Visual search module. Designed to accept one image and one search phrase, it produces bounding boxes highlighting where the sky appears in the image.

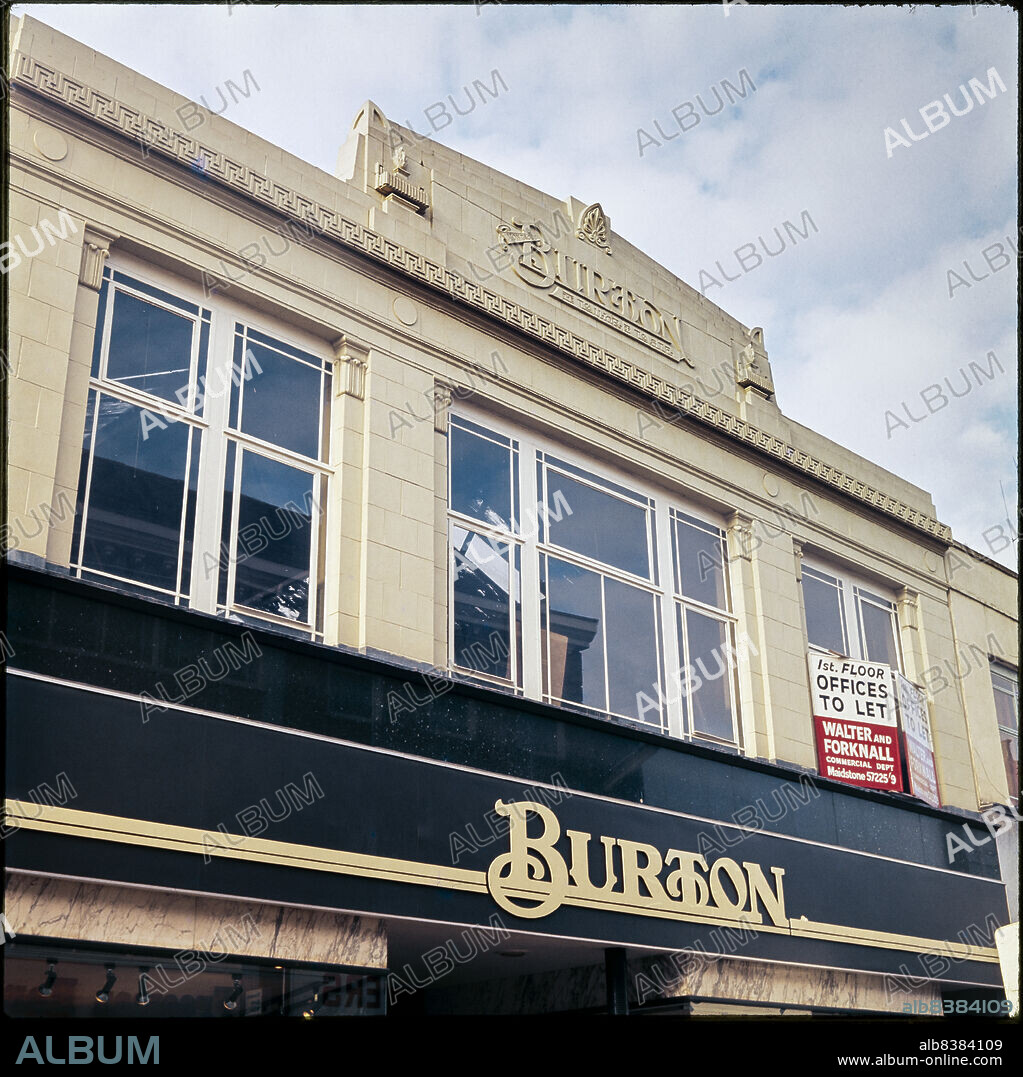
[13,2,1019,569]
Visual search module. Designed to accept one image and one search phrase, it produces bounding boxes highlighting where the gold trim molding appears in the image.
[10,53,951,544]
[3,799,999,965]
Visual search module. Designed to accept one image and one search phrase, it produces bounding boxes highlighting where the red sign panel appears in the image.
[809,654,905,792]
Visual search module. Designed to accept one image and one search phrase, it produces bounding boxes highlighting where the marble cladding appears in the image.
[5,872,387,969]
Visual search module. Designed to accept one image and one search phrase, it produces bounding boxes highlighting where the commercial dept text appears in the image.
[485,800,788,927]
[496,221,696,367]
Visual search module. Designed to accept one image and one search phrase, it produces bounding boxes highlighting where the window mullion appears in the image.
[188,311,234,614]
[655,498,683,737]
[518,436,542,700]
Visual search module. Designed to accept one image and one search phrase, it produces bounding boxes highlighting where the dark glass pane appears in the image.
[106,290,194,402]
[90,278,108,379]
[604,578,661,725]
[546,471,649,578]
[802,572,847,654]
[451,525,513,679]
[229,335,242,430]
[179,428,202,597]
[992,677,1018,734]
[683,608,736,742]
[859,598,899,667]
[238,340,321,459]
[71,388,98,567]
[111,270,200,315]
[449,424,512,530]
[1001,734,1019,803]
[544,557,605,711]
[675,515,727,608]
[234,452,313,622]
[196,318,211,417]
[218,439,237,609]
[81,395,189,591]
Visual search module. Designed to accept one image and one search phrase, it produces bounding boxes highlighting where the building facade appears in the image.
[3,15,1018,1018]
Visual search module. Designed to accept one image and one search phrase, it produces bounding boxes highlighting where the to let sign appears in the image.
[809,654,904,792]
[896,673,941,808]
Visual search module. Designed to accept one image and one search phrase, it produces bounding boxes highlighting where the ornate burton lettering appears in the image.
[496,218,695,368]
[485,800,788,927]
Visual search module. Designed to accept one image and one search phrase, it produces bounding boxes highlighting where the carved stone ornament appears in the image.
[736,326,775,398]
[392,143,408,175]
[576,202,612,255]
[333,334,370,401]
[79,225,119,291]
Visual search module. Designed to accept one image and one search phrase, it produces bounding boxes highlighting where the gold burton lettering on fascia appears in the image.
[4,798,998,964]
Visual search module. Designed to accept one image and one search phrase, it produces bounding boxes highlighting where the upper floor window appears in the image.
[71,259,332,638]
[447,411,743,747]
[990,661,1019,806]
[801,561,902,671]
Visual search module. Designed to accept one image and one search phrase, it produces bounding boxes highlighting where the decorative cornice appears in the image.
[10,54,952,545]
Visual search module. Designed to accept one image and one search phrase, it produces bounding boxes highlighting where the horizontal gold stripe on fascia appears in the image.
[790,917,999,963]
[3,800,487,895]
[8,54,952,544]
[5,801,999,961]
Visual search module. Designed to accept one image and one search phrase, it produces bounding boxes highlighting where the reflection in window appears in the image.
[447,415,739,743]
[543,465,651,579]
[673,511,727,609]
[106,290,195,403]
[451,525,518,683]
[448,418,521,686]
[679,607,737,743]
[216,325,332,635]
[856,589,900,668]
[448,417,517,532]
[543,556,607,713]
[230,327,330,461]
[991,663,1019,805]
[74,265,331,638]
[72,391,199,600]
[801,567,848,655]
[671,509,738,745]
[228,451,315,623]
[541,555,662,727]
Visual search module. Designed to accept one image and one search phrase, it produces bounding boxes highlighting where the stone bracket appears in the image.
[333,334,370,401]
[79,223,120,291]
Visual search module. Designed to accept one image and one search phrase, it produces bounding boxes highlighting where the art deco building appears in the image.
[3,15,1018,1018]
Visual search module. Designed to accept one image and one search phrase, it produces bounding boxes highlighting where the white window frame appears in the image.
[73,251,335,640]
[990,660,1019,807]
[446,403,743,748]
[800,555,904,671]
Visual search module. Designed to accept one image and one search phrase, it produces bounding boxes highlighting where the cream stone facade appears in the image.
[3,15,1017,1018]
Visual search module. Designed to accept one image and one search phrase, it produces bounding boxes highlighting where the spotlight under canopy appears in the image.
[95,965,117,1004]
[37,960,58,998]
[136,967,151,1007]
[223,974,243,1011]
